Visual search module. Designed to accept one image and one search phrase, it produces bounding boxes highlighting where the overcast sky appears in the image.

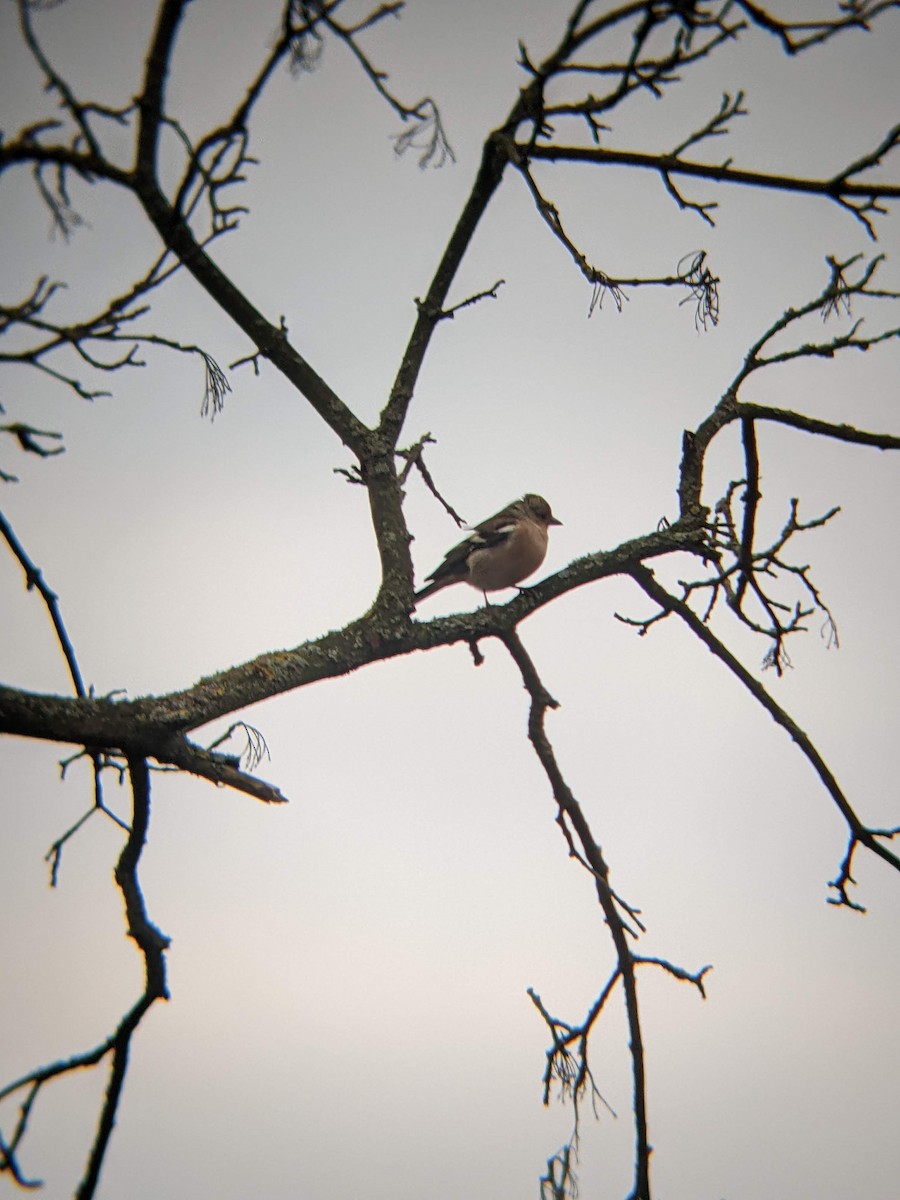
[1,2,899,1198]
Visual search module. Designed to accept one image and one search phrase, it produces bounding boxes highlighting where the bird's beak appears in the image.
[548,515,562,526]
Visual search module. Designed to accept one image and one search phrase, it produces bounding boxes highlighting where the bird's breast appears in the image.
[466,522,549,591]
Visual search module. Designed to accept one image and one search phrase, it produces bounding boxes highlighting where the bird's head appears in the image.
[523,494,562,526]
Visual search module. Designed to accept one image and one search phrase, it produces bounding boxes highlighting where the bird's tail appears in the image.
[412,576,453,606]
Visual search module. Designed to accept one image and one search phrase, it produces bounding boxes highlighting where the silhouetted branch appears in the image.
[677,254,900,520]
[630,565,900,904]
[155,733,289,804]
[500,626,712,1200]
[0,509,84,695]
[829,823,900,912]
[315,4,455,167]
[416,278,506,322]
[521,139,900,238]
[736,0,898,54]
[0,241,230,405]
[0,758,169,1200]
[674,491,841,674]
[206,720,271,772]
[0,423,64,466]
[633,956,712,996]
[16,0,101,158]
[2,3,899,1196]
[498,627,650,1199]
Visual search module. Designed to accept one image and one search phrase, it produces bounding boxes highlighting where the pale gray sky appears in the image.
[1,3,899,1199]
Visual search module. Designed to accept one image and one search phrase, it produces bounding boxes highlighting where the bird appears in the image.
[414,493,561,606]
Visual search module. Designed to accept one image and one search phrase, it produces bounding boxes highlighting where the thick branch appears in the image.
[132,182,371,458]
[0,519,708,750]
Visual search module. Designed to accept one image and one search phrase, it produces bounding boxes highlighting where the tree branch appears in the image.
[497,627,652,1200]
[630,564,900,904]
[0,758,169,1200]
[519,139,900,238]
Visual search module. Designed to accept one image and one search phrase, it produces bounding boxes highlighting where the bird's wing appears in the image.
[424,533,482,584]
[423,501,523,584]
[470,521,516,549]
[471,500,524,546]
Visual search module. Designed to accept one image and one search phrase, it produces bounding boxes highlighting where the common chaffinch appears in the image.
[414,493,562,605]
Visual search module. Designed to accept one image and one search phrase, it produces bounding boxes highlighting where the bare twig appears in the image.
[416,278,506,322]
[0,509,85,696]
